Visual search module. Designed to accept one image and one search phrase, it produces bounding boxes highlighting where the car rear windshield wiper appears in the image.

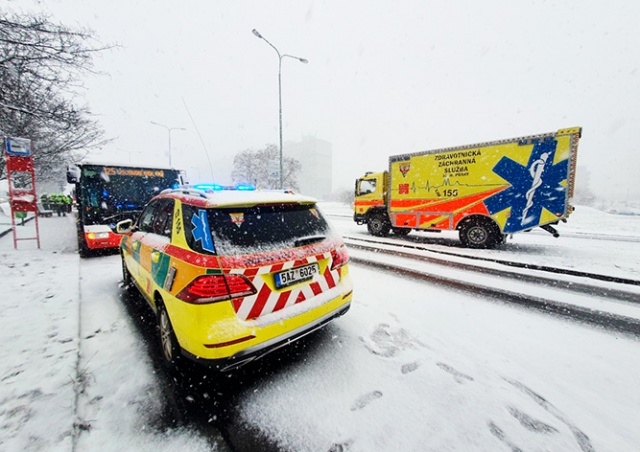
[294,235,326,247]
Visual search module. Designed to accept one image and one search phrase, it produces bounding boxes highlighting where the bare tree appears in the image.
[573,165,597,206]
[334,188,356,205]
[0,10,109,183]
[232,144,301,190]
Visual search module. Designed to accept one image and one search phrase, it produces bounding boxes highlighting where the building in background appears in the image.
[285,136,333,199]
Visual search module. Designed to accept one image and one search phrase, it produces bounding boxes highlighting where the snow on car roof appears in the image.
[160,187,318,207]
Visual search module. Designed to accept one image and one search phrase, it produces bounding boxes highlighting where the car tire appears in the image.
[157,300,180,369]
[459,218,500,249]
[121,255,132,289]
[367,212,391,237]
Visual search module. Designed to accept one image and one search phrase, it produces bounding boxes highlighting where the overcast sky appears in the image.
[8,0,640,200]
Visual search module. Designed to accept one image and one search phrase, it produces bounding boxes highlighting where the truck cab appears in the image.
[353,171,393,235]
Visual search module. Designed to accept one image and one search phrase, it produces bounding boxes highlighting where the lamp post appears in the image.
[150,121,186,167]
[252,28,308,189]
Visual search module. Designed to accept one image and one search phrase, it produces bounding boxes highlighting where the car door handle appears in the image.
[151,251,161,263]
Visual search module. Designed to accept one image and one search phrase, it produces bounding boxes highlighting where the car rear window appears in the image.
[182,202,333,255]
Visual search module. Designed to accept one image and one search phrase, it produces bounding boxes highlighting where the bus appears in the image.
[67,162,186,255]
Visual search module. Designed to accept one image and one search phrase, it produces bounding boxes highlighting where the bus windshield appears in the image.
[77,165,181,227]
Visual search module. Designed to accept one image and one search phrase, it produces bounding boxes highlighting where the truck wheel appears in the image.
[392,227,411,237]
[367,213,391,237]
[459,218,500,249]
[157,300,180,369]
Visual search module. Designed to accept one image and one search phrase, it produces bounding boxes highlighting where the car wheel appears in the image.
[459,218,500,249]
[367,212,391,237]
[121,255,132,289]
[157,301,180,368]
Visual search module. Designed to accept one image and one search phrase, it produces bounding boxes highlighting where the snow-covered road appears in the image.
[232,263,640,451]
[1,205,639,451]
[325,203,640,282]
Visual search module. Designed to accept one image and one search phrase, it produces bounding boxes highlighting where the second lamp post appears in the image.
[150,121,185,168]
[252,29,308,189]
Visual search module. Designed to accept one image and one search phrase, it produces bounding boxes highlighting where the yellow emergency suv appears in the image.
[354,127,581,248]
[117,185,352,371]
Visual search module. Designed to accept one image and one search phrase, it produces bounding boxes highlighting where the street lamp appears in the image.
[150,121,186,167]
[252,28,308,189]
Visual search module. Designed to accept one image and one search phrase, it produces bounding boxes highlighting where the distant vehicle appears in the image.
[354,127,582,248]
[67,162,185,256]
[117,184,353,371]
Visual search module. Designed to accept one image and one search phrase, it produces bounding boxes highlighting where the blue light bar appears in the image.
[192,183,256,192]
[194,183,224,191]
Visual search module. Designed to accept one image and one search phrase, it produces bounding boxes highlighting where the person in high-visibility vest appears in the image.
[53,194,66,217]
[64,194,72,213]
[40,193,50,211]
[50,194,59,216]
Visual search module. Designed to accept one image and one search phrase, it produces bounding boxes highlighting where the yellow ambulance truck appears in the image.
[353,127,581,248]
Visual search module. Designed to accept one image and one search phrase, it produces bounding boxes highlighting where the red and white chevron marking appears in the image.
[231,251,341,321]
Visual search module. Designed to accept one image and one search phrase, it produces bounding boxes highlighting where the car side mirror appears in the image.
[116,219,134,234]
[66,165,80,184]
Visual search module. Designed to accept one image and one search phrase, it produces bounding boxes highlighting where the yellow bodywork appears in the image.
[121,197,353,365]
[354,127,581,234]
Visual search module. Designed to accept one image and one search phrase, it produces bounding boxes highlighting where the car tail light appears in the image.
[176,274,256,304]
[331,245,349,270]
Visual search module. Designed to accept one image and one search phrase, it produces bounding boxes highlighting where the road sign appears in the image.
[4,137,32,157]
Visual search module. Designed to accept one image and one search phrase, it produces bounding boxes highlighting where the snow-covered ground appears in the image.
[0,214,213,452]
[1,205,639,451]
[323,203,640,281]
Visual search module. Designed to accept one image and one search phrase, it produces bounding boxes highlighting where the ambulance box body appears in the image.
[353,127,581,248]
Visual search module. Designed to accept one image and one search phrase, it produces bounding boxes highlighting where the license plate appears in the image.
[275,263,319,289]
